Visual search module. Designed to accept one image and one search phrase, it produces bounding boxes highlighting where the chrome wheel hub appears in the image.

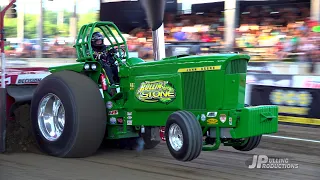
[168,123,183,151]
[38,93,65,141]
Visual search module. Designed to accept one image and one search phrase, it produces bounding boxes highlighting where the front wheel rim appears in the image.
[37,93,66,142]
[168,123,183,151]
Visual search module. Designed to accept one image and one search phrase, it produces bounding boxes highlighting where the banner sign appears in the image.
[247,66,271,73]
[250,85,320,126]
[165,44,201,57]
[292,76,320,89]
[246,74,293,87]
[247,61,272,73]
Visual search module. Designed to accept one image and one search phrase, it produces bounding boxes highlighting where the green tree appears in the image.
[4,10,99,39]
[24,14,37,39]
[78,11,98,29]
[3,17,17,38]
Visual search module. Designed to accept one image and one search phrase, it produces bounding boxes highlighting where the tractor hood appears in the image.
[127,54,250,76]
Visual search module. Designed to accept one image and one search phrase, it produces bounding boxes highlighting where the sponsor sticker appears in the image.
[117,117,123,124]
[207,112,217,117]
[108,110,118,115]
[229,117,232,125]
[110,117,116,124]
[135,80,176,104]
[130,83,135,90]
[220,114,227,123]
[201,114,206,121]
[106,101,113,109]
[207,118,218,124]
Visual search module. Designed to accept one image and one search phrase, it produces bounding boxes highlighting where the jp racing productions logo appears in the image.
[246,155,299,169]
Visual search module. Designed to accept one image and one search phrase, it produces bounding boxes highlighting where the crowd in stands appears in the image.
[4,3,320,63]
[128,4,320,62]
[4,39,76,58]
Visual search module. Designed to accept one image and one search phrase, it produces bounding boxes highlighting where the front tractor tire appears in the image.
[232,135,262,151]
[30,70,107,158]
[165,111,203,162]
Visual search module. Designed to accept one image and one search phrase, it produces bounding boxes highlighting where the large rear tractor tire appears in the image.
[165,111,202,161]
[232,135,262,151]
[30,70,107,158]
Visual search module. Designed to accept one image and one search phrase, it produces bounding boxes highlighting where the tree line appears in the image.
[4,10,98,39]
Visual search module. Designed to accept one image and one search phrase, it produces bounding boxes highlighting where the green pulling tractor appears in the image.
[29,21,278,161]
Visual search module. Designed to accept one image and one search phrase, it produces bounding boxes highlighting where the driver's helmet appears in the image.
[91,32,104,47]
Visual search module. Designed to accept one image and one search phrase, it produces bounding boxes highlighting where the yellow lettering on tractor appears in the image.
[135,80,176,104]
[207,118,218,124]
[168,92,175,98]
[178,66,221,73]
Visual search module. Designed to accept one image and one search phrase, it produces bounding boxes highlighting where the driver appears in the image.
[91,32,119,85]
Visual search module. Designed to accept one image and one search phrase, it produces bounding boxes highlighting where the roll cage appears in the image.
[74,21,129,64]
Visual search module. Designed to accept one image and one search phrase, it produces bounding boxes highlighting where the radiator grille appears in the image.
[182,72,206,110]
[225,59,248,74]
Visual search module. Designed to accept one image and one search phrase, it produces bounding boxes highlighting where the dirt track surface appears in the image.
[1,124,320,180]
[1,106,320,180]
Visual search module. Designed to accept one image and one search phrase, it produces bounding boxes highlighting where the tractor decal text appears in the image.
[178,65,221,73]
[17,78,42,84]
[15,73,51,84]
[135,80,176,104]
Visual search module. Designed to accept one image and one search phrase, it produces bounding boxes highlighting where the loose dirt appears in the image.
[4,104,142,154]
[1,107,319,180]
[5,104,41,154]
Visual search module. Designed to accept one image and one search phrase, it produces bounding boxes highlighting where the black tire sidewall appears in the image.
[31,76,78,157]
[233,135,262,151]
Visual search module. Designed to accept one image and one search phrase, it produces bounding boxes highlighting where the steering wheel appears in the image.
[117,47,126,60]
[107,47,127,67]
[109,47,126,59]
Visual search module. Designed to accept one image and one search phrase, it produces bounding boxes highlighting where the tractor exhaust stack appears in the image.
[140,0,166,61]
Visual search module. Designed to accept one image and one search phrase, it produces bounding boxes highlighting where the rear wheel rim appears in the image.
[37,93,65,141]
[168,123,183,151]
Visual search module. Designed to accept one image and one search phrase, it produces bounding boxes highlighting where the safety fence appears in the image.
[246,73,320,126]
